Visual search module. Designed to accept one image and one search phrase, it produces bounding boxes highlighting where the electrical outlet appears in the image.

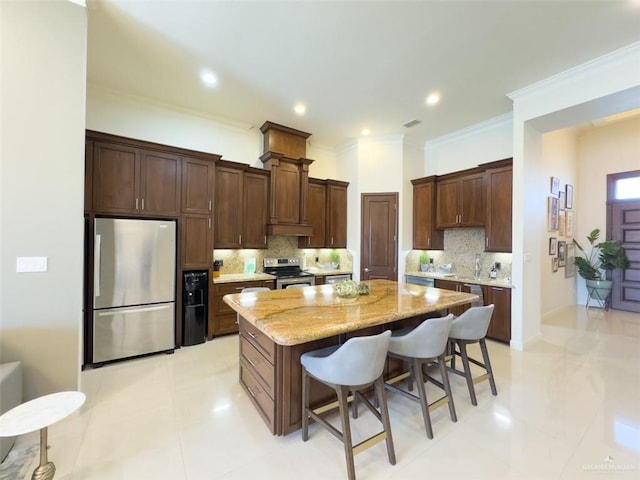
[495,262,501,270]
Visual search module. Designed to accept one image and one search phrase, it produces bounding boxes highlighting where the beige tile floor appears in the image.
[13,306,640,479]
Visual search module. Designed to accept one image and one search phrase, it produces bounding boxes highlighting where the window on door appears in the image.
[608,170,640,202]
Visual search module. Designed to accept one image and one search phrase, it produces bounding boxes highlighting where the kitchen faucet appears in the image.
[474,254,481,279]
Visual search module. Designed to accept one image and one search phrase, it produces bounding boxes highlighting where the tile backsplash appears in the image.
[406,228,512,279]
[214,236,353,274]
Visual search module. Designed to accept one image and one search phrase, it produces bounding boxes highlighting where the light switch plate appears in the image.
[16,256,48,273]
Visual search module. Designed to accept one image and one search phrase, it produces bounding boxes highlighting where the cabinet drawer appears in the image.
[214,280,265,296]
[240,360,275,433]
[240,336,275,398]
[240,319,276,364]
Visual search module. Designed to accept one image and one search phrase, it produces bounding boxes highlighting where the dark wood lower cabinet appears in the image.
[239,312,441,436]
[210,280,274,338]
[435,279,511,343]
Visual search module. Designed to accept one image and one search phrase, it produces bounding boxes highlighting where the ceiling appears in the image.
[86,1,640,149]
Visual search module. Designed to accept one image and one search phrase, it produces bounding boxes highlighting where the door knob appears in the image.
[364,267,370,272]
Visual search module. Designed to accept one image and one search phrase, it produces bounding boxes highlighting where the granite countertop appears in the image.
[213,273,276,284]
[303,267,353,276]
[405,271,513,289]
[213,269,352,284]
[223,279,478,346]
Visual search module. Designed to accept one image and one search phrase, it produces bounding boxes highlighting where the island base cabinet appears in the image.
[238,312,446,436]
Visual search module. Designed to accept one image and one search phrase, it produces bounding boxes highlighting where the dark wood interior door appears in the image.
[360,193,398,281]
[610,200,640,312]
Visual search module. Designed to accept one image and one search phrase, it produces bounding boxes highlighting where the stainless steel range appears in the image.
[263,257,316,289]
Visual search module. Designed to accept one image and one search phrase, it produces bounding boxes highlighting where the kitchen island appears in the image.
[223,279,478,436]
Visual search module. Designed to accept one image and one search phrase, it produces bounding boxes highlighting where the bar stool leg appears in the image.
[374,376,396,466]
[413,358,434,439]
[437,354,457,422]
[32,426,56,480]
[458,340,478,406]
[336,386,356,480]
[479,338,497,396]
[302,368,310,441]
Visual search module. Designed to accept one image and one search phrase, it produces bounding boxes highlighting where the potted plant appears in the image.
[329,250,340,269]
[573,228,629,307]
[419,251,430,272]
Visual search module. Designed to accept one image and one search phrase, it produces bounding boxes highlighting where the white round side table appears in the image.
[0,391,85,480]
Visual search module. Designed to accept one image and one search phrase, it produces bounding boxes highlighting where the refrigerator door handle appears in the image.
[94,234,101,298]
[97,304,172,316]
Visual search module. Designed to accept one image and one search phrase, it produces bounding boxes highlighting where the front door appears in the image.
[608,170,640,313]
[360,193,398,281]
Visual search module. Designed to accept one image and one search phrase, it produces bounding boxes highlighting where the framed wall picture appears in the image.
[559,191,566,209]
[550,176,561,195]
[565,210,574,237]
[549,237,557,255]
[558,209,566,237]
[565,184,573,209]
[548,196,559,231]
[565,243,575,278]
[552,257,559,272]
[558,240,567,267]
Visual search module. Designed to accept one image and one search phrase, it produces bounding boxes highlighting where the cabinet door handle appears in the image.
[331,237,334,245]
[247,330,257,339]
[427,237,431,247]
[135,198,139,209]
[141,198,145,210]
[247,357,257,368]
[208,200,212,212]
[208,218,211,229]
[486,237,489,247]
[247,386,258,398]
[492,287,504,291]
[239,234,242,244]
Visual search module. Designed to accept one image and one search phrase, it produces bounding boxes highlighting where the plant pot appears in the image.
[420,264,429,272]
[585,279,612,308]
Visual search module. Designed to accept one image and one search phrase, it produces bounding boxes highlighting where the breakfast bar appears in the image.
[223,279,478,436]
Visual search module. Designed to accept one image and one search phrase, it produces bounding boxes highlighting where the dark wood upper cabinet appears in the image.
[215,161,269,249]
[92,141,140,214]
[243,168,269,249]
[412,176,443,250]
[299,179,327,248]
[298,178,348,248]
[215,164,244,249]
[181,157,215,215]
[139,150,181,216]
[326,180,348,248]
[181,214,212,269]
[484,160,513,252]
[436,170,485,228]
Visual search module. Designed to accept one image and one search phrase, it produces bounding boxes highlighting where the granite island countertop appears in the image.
[223,279,478,346]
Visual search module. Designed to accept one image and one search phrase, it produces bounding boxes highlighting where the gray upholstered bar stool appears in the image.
[385,314,456,439]
[301,330,395,480]
[447,304,497,406]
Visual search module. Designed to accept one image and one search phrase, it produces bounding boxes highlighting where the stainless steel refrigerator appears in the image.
[93,218,176,363]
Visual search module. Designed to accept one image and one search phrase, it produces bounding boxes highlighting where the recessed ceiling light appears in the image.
[200,70,218,88]
[426,92,440,106]
[294,103,306,115]
[361,128,371,136]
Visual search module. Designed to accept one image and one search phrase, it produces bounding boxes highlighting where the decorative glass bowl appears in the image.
[334,280,369,298]
[334,280,359,298]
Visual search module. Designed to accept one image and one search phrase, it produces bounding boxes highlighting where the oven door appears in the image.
[276,276,316,289]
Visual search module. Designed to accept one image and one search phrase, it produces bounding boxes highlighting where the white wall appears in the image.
[87,84,340,176]
[0,0,86,399]
[575,117,640,304]
[510,42,640,349]
[424,114,513,175]
[540,129,578,316]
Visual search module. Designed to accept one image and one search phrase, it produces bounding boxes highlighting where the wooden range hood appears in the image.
[259,121,314,236]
